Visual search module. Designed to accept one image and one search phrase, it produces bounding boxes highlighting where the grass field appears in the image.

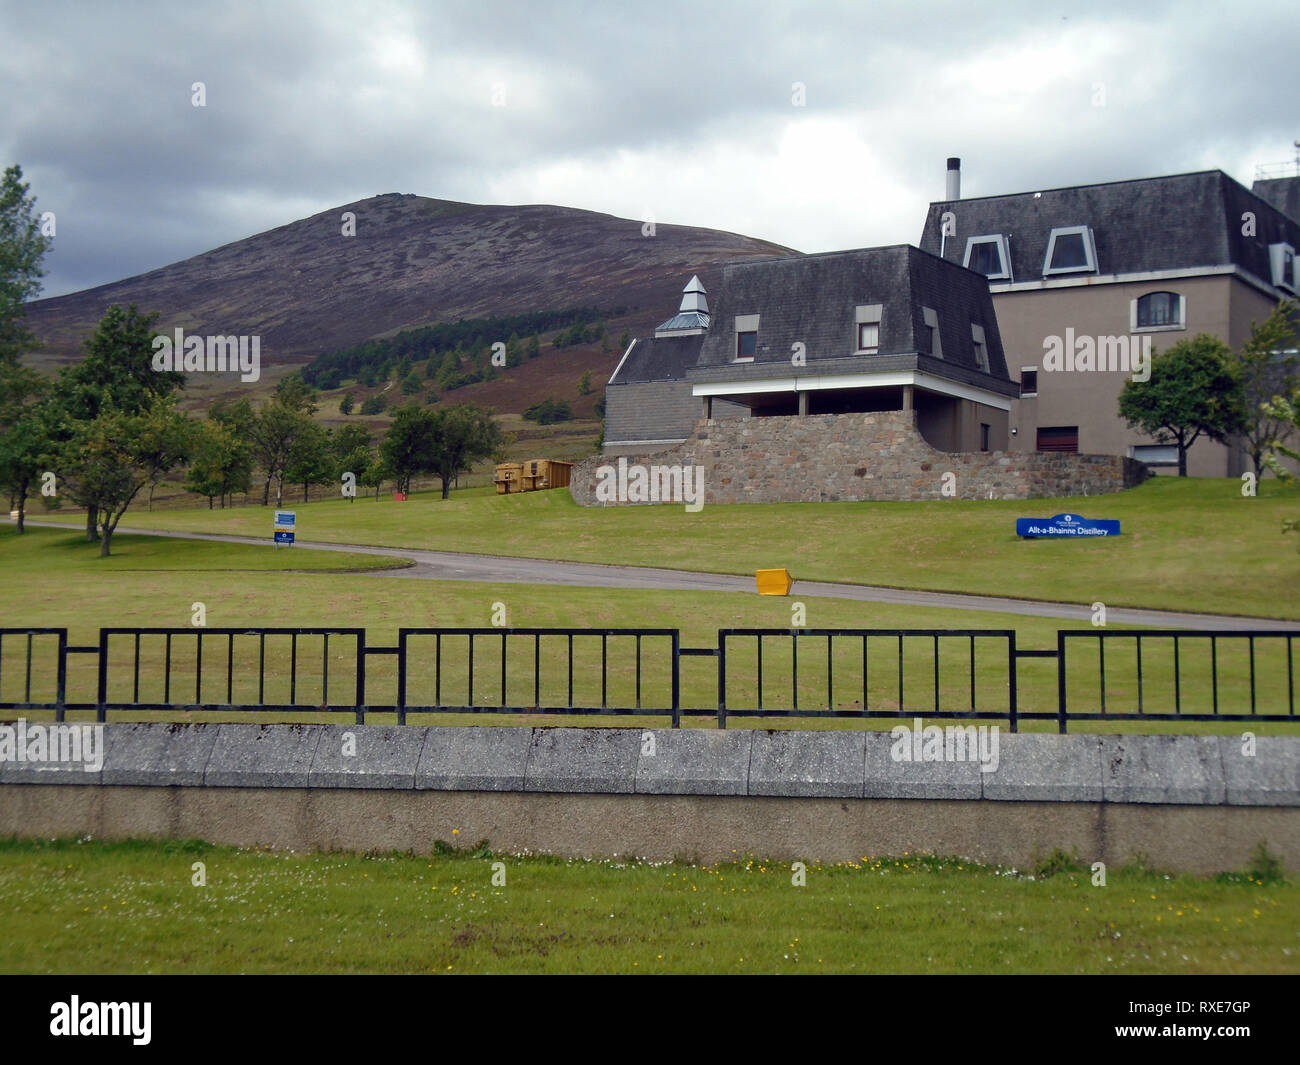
[0,837,1292,974]
[2,525,1296,732]
[23,475,1300,620]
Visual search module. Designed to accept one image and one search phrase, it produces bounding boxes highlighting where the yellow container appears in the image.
[521,459,575,491]
[493,462,524,494]
[755,568,793,595]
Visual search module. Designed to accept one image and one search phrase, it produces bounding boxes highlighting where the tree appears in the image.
[360,393,388,415]
[284,420,333,503]
[339,391,355,415]
[359,457,390,500]
[379,404,439,494]
[0,165,52,367]
[577,370,592,396]
[0,367,52,532]
[54,304,185,539]
[401,372,422,395]
[58,396,195,556]
[248,396,315,507]
[184,419,253,509]
[618,329,630,352]
[523,397,574,424]
[428,403,508,499]
[274,371,318,416]
[332,424,373,504]
[1227,299,1299,476]
[1262,384,1300,551]
[1118,335,1246,477]
[525,334,540,360]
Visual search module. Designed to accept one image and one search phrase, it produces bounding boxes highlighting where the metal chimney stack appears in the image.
[946,157,961,201]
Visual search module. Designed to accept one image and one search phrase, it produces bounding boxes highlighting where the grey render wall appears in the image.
[575,410,1150,504]
[2,723,1296,873]
[604,381,747,455]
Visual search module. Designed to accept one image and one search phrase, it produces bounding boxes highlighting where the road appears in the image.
[21,519,1298,631]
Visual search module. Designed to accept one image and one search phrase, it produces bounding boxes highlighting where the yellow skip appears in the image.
[755,568,793,595]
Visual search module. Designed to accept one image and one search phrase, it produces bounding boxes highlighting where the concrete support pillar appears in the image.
[798,391,809,416]
[902,385,914,411]
[702,396,712,420]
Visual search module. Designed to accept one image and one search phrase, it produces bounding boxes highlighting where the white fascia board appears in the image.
[692,371,1013,411]
[608,338,637,385]
[987,264,1283,300]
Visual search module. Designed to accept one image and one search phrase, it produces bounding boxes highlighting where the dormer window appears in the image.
[962,235,1011,280]
[733,314,760,362]
[971,323,989,372]
[1043,225,1098,276]
[1269,243,1296,294]
[921,306,943,359]
[855,304,882,354]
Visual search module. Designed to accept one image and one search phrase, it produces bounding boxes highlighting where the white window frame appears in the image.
[855,304,882,354]
[962,234,1011,281]
[1019,366,1038,397]
[1269,242,1297,294]
[921,306,943,359]
[1043,225,1098,276]
[1130,291,1186,333]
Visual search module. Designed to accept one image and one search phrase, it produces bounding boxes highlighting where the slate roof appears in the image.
[655,310,710,333]
[609,333,707,385]
[689,244,1011,384]
[918,170,1300,289]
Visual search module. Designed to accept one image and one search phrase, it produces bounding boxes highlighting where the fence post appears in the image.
[56,629,68,724]
[671,631,681,729]
[96,628,109,724]
[716,633,726,729]
[1007,633,1018,734]
[1056,630,1068,734]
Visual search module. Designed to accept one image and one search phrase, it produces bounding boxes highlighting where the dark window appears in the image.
[1037,425,1079,453]
[857,322,879,352]
[969,241,1003,277]
[1136,291,1181,328]
[736,331,757,359]
[1048,232,1089,270]
[973,340,987,372]
[1020,370,1038,396]
[980,423,991,452]
[923,324,935,352]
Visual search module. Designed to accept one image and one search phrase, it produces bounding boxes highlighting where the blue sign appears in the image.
[274,530,295,545]
[274,510,296,529]
[1017,513,1120,538]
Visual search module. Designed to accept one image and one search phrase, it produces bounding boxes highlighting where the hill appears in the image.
[22,194,797,398]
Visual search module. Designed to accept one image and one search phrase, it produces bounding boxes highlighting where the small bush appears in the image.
[523,397,574,424]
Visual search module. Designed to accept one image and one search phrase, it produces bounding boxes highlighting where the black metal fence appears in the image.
[0,625,1296,732]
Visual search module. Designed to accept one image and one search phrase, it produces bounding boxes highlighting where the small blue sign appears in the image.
[274,530,295,545]
[1017,513,1120,538]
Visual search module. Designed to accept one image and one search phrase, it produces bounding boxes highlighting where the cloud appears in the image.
[2,0,1297,298]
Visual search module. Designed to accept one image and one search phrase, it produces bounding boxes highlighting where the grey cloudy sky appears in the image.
[3,0,1298,299]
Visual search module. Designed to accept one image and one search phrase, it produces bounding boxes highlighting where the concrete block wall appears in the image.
[1,723,1296,873]
[574,411,1150,504]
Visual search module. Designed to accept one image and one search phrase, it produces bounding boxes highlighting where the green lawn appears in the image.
[23,475,1300,619]
[2,525,1295,733]
[0,838,1292,974]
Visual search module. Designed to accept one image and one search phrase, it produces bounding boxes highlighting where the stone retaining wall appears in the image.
[572,411,1150,505]
[1,723,1296,872]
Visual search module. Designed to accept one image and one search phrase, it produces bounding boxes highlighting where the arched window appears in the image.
[1134,291,1184,329]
